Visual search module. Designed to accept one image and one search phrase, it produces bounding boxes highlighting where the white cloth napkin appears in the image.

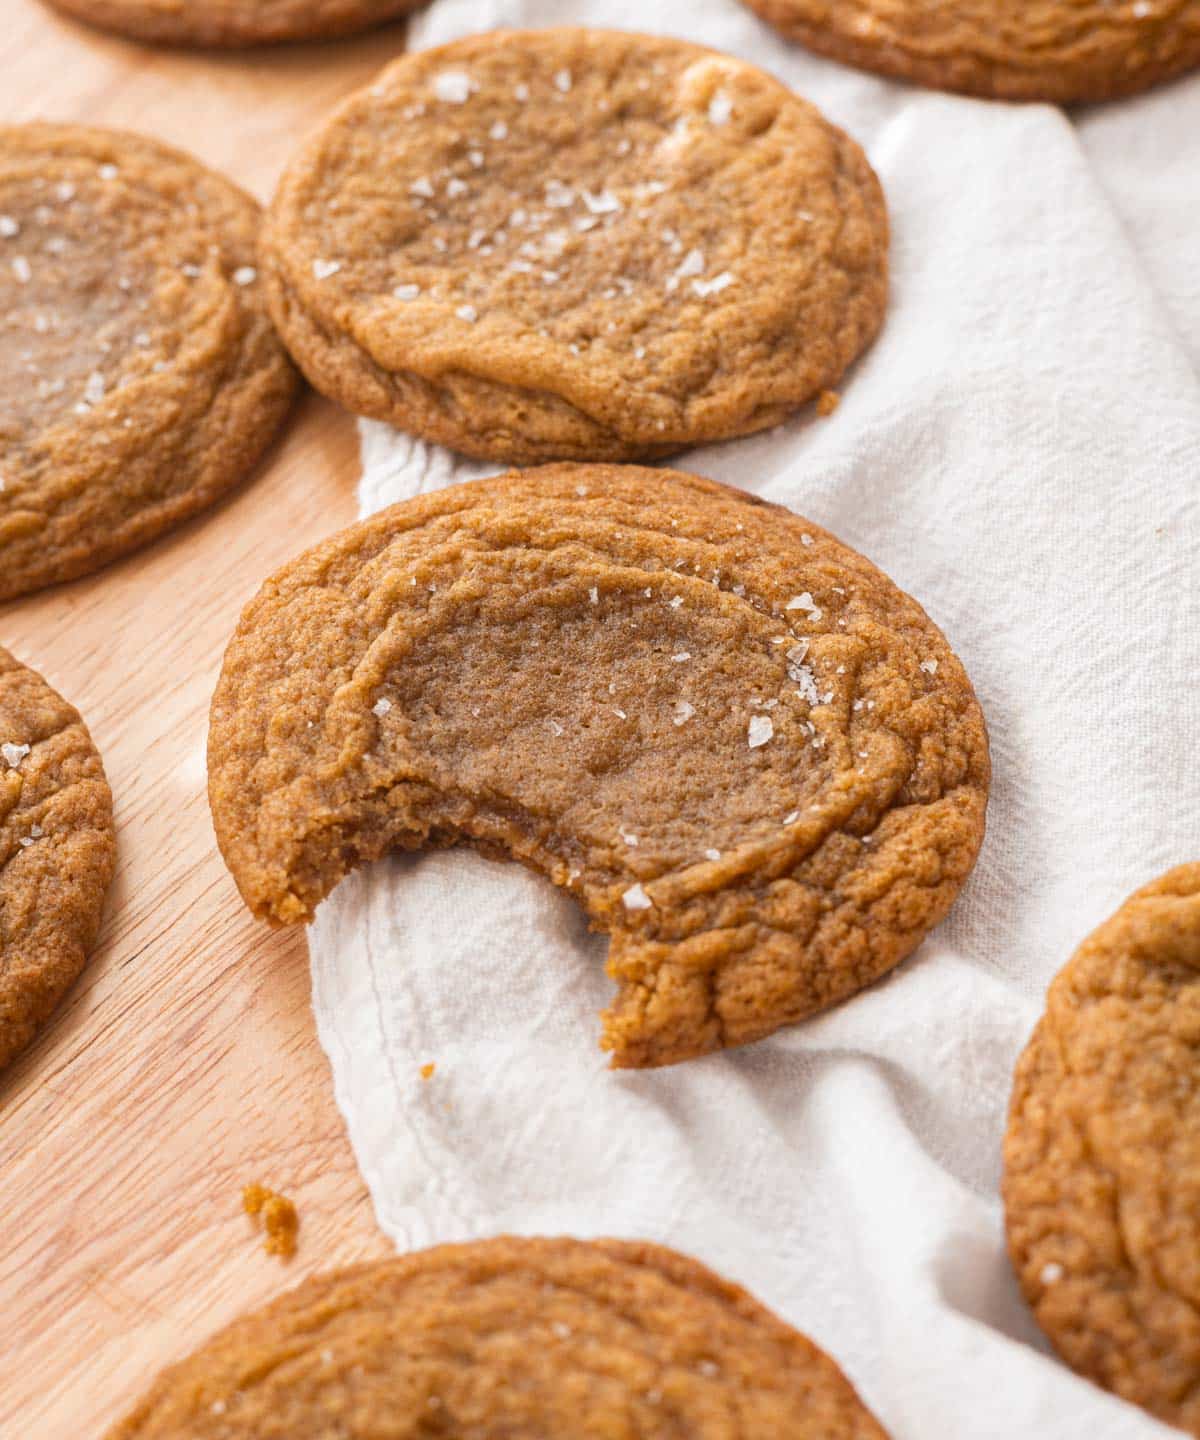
[308,2,1200,1433]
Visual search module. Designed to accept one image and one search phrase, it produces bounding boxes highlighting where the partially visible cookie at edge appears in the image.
[0,646,115,1071]
[41,0,420,47]
[207,464,989,1069]
[262,27,889,465]
[740,0,1200,103]
[0,124,299,603]
[1004,864,1200,1433]
[104,1235,892,1438]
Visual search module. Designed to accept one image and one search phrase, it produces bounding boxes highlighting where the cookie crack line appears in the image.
[259,27,888,464]
[208,464,988,1068]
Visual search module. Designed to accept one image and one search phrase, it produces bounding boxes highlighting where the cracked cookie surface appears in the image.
[105,1235,891,1438]
[261,28,888,465]
[1004,864,1200,1433]
[208,465,988,1068]
[41,0,419,46]
[0,124,298,603]
[741,0,1200,102]
[0,646,115,1071]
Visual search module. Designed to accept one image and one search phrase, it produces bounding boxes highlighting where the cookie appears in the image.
[208,465,989,1069]
[105,1235,890,1438]
[0,646,115,1071]
[0,124,298,603]
[741,0,1200,103]
[261,28,888,465]
[1003,864,1200,1432]
[41,0,419,47]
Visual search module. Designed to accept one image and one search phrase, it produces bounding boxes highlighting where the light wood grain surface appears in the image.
[0,7,411,1434]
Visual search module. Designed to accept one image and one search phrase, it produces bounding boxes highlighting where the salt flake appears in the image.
[786,592,822,621]
[433,71,474,104]
[748,715,774,749]
[693,272,734,298]
[2,742,31,769]
[622,882,652,911]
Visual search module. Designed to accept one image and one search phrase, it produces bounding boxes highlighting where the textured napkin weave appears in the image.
[309,2,1200,1432]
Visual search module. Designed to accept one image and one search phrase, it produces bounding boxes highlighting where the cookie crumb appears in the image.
[242,1183,298,1259]
[817,389,840,417]
[420,1062,436,1081]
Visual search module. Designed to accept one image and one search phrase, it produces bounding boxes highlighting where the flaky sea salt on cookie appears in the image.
[262,29,889,465]
[0,124,298,603]
[207,465,988,1068]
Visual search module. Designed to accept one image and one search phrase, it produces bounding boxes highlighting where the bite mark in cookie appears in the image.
[207,465,988,1068]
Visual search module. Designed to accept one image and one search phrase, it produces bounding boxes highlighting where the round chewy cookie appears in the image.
[1004,865,1200,1431]
[105,1235,890,1437]
[208,465,989,1069]
[261,28,889,465]
[1,646,115,1071]
[740,0,1200,103]
[0,124,298,603]
[42,0,419,47]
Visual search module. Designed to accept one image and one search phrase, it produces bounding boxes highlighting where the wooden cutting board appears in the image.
[0,7,412,1433]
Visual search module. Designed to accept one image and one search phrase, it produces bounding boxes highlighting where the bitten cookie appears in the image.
[1004,864,1200,1433]
[261,28,889,465]
[0,124,298,603]
[0,647,115,1071]
[208,465,989,1069]
[41,0,419,47]
[105,1236,891,1438]
[740,0,1200,103]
